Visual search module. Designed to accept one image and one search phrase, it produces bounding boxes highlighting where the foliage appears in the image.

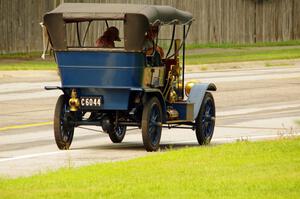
[186,40,300,49]
[0,61,56,70]
[185,48,300,65]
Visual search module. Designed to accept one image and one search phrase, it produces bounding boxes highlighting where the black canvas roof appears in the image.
[43,3,193,51]
[45,3,193,25]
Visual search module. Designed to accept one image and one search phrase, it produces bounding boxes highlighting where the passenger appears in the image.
[96,26,121,48]
[144,25,164,58]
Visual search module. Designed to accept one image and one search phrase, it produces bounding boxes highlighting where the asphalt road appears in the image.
[1,66,300,178]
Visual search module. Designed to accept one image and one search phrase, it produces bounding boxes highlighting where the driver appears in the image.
[143,26,164,66]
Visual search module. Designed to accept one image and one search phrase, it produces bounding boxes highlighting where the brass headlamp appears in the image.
[185,80,197,96]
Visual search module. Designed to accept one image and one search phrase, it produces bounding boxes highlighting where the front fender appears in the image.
[187,83,216,120]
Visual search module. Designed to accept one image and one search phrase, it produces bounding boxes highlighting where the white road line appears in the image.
[185,67,300,82]
[217,103,300,117]
[1,68,300,94]
[185,67,300,79]
[0,90,60,102]
[165,133,300,145]
[187,73,300,82]
[0,82,60,93]
[0,151,64,163]
[1,68,300,101]
[0,133,298,163]
[213,133,300,142]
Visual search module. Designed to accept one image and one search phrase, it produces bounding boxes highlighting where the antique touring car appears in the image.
[43,3,216,151]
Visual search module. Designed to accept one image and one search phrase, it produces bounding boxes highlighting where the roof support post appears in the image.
[76,22,81,47]
[182,25,186,99]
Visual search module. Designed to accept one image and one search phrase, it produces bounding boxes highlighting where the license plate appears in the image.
[80,96,102,107]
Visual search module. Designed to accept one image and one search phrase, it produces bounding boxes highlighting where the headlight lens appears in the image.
[185,81,197,96]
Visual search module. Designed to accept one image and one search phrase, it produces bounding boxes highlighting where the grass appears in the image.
[186,40,300,49]
[1,48,299,70]
[1,44,300,70]
[265,62,293,67]
[185,48,300,65]
[0,61,56,70]
[0,137,299,199]
[0,51,56,70]
[0,52,44,59]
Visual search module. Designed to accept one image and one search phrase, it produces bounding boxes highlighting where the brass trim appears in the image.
[69,89,80,111]
[165,120,193,124]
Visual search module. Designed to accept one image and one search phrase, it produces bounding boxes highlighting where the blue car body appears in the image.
[56,51,145,110]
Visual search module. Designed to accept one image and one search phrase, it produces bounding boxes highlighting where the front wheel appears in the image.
[108,125,126,143]
[195,92,215,145]
[54,95,74,150]
[142,97,162,152]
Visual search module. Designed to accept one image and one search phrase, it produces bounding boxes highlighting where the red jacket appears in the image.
[96,36,115,48]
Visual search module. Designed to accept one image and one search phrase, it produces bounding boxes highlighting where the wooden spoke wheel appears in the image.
[142,97,162,152]
[108,125,127,143]
[54,95,74,150]
[195,92,215,145]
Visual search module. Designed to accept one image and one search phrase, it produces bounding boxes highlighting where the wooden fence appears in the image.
[0,0,300,53]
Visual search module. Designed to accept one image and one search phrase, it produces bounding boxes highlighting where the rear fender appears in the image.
[187,83,216,120]
[44,86,70,97]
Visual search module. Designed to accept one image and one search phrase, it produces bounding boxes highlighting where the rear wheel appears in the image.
[108,125,126,143]
[195,92,215,145]
[142,97,162,152]
[54,95,74,150]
